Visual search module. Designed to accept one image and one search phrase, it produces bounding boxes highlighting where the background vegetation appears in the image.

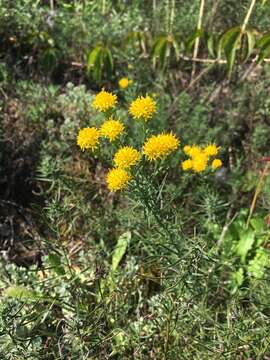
[0,0,270,359]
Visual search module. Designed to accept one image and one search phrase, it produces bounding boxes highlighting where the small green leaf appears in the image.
[48,253,65,275]
[172,38,181,60]
[111,231,131,272]
[96,231,131,303]
[257,32,270,63]
[103,47,114,75]
[242,30,256,62]
[205,32,217,58]
[86,46,103,81]
[236,228,255,263]
[185,29,204,52]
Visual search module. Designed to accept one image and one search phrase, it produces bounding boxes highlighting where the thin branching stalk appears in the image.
[169,0,175,34]
[241,0,257,33]
[165,0,170,34]
[180,55,270,64]
[191,0,206,80]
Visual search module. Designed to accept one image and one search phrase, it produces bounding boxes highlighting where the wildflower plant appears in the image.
[76,86,223,251]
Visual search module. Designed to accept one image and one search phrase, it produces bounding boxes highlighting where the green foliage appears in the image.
[223,211,270,292]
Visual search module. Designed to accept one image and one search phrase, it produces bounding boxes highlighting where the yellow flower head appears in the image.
[211,159,222,170]
[77,127,100,151]
[192,153,208,173]
[114,146,141,169]
[183,145,191,155]
[118,77,131,89]
[106,168,131,192]
[100,117,124,142]
[143,133,180,161]
[129,95,157,121]
[92,89,117,112]
[181,159,193,171]
[204,144,220,156]
[189,145,203,158]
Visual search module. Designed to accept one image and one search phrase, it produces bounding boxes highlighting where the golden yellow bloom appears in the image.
[181,159,193,171]
[118,77,131,89]
[189,145,203,158]
[211,159,222,170]
[129,95,157,121]
[183,145,191,155]
[192,153,208,173]
[143,133,180,161]
[106,168,131,191]
[204,144,220,156]
[92,89,117,112]
[114,146,141,169]
[77,127,100,151]
[100,118,124,142]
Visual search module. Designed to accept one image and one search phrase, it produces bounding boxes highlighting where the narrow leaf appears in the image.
[86,46,102,77]
[257,32,270,62]
[111,231,131,272]
[242,30,256,62]
[220,27,242,76]
[186,29,204,52]
[152,36,168,68]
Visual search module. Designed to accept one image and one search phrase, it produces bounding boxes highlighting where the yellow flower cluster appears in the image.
[107,147,140,191]
[118,77,132,89]
[92,89,117,112]
[143,133,180,161]
[182,144,222,173]
[129,95,157,121]
[77,88,223,192]
[77,117,124,151]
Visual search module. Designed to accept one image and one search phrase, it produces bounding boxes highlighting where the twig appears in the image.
[191,0,206,80]
[180,55,270,64]
[208,204,238,274]
[240,55,259,82]
[241,0,257,34]
[217,206,237,247]
[71,57,270,70]
[187,64,214,90]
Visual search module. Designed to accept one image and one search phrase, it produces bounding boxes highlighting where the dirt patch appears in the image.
[0,97,43,265]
